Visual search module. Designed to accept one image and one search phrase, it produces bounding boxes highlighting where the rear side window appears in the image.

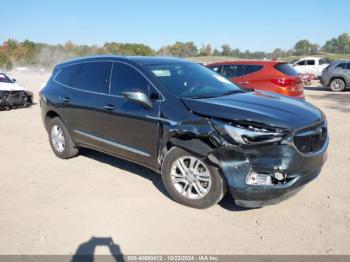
[306,60,315,65]
[73,62,112,93]
[246,65,263,74]
[111,62,149,96]
[336,63,346,69]
[275,63,299,76]
[222,64,263,78]
[56,65,80,86]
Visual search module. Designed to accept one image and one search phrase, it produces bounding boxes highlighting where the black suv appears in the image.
[40,56,328,209]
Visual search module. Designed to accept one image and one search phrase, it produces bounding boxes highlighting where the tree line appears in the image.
[1,33,349,70]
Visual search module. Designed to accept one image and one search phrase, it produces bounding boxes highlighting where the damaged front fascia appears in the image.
[155,115,308,196]
[156,115,244,167]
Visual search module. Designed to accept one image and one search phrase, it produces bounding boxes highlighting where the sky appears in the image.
[0,0,349,52]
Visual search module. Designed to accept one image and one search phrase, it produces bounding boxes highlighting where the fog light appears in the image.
[274,172,286,181]
[246,172,272,186]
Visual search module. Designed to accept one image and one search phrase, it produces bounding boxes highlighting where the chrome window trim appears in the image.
[53,60,113,96]
[74,129,150,157]
[53,59,165,102]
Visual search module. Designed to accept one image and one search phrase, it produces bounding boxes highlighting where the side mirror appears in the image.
[122,91,153,109]
[12,78,16,82]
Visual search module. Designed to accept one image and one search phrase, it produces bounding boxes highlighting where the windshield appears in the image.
[146,62,242,98]
[0,73,13,83]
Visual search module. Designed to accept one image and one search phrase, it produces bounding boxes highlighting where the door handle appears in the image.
[239,81,249,85]
[104,104,115,111]
[60,97,70,103]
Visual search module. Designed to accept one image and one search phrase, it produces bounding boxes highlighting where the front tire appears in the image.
[162,147,226,209]
[330,78,346,92]
[48,117,79,159]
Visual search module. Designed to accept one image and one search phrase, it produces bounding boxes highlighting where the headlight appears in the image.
[212,119,288,145]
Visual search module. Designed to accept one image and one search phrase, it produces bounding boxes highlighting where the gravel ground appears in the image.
[0,71,349,256]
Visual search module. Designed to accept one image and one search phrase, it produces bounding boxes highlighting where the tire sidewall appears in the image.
[48,117,77,159]
[162,147,226,209]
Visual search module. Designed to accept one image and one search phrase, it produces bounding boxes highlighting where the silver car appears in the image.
[321,60,350,92]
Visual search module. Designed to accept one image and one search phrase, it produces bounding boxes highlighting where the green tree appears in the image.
[199,44,212,56]
[0,50,13,70]
[294,40,312,56]
[221,44,232,56]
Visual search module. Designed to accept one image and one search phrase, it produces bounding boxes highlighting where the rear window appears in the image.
[275,63,299,76]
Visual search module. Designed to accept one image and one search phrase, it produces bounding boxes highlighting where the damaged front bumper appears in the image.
[210,138,328,208]
[0,90,33,110]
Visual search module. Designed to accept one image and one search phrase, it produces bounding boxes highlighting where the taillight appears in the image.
[270,78,297,87]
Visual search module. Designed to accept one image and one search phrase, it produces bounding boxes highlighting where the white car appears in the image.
[292,57,329,78]
[0,72,33,110]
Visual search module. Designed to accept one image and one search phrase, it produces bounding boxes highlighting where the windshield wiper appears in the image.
[188,95,217,99]
[220,90,244,96]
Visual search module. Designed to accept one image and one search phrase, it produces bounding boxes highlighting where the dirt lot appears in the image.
[0,71,349,256]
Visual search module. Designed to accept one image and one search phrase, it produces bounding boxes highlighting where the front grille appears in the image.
[0,91,27,106]
[293,122,328,154]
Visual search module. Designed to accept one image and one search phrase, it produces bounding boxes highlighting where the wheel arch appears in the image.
[44,110,61,131]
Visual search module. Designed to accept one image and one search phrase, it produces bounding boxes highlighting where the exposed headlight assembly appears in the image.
[212,119,289,145]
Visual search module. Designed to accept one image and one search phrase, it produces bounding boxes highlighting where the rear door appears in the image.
[101,62,161,167]
[56,61,113,149]
[222,64,263,89]
[305,59,317,75]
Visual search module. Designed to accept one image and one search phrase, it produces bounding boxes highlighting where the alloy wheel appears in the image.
[51,125,65,153]
[331,79,345,91]
[170,156,212,199]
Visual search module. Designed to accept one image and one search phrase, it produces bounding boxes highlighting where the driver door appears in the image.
[101,62,161,168]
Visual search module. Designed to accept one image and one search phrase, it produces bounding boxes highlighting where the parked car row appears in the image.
[40,56,328,209]
[207,61,304,99]
[207,57,350,94]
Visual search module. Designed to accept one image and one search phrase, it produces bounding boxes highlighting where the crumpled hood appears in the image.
[0,82,25,91]
[181,91,324,130]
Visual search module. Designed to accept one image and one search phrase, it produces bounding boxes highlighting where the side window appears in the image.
[208,65,222,74]
[222,65,245,78]
[347,63,350,70]
[56,64,80,86]
[111,63,150,96]
[306,60,315,65]
[246,65,263,74]
[297,60,306,66]
[72,62,112,93]
[336,63,346,69]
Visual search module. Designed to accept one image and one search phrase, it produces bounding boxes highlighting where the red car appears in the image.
[207,60,304,99]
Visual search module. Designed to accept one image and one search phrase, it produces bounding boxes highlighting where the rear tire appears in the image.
[330,78,346,92]
[161,147,226,209]
[48,117,79,159]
